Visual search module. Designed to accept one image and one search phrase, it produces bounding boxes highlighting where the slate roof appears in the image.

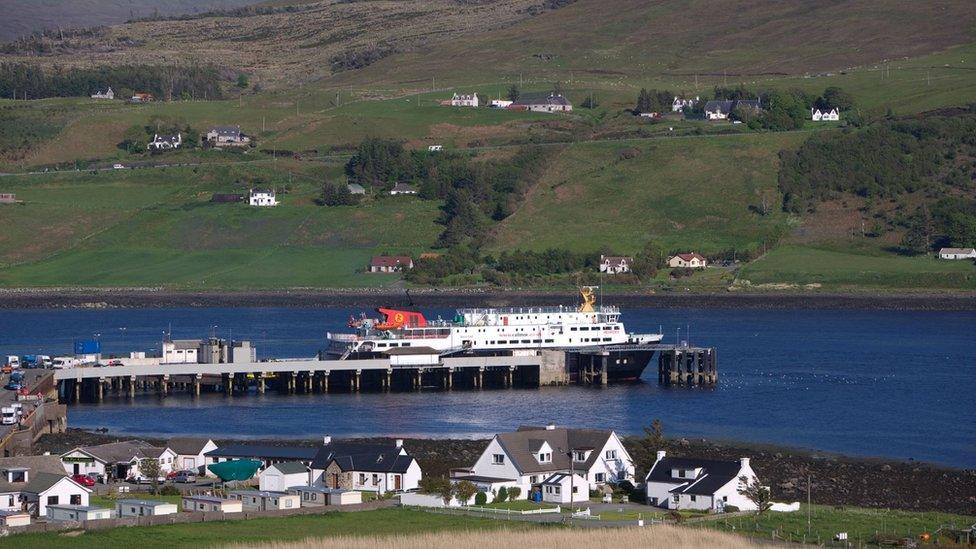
[167,438,213,455]
[734,99,762,110]
[494,427,614,474]
[310,441,413,473]
[268,461,309,475]
[73,440,165,464]
[940,247,976,254]
[347,183,366,194]
[205,444,317,461]
[645,456,744,496]
[0,455,67,492]
[24,472,80,494]
[674,252,706,262]
[209,125,242,136]
[391,183,418,193]
[704,100,733,114]
[514,93,571,107]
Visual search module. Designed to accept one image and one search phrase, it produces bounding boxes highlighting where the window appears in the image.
[70,494,82,505]
[538,452,551,463]
[573,451,586,461]
[372,474,380,485]
[722,496,728,502]
[572,486,578,494]
[530,475,538,483]
[358,473,366,485]
[492,454,505,465]
[690,495,697,502]
[554,486,561,495]
[47,495,59,505]
[605,450,617,460]
[594,473,605,483]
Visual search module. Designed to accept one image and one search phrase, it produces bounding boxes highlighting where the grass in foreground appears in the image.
[706,504,976,545]
[6,508,530,549]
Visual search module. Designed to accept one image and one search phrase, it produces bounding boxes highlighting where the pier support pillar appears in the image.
[305,372,312,394]
[414,369,423,390]
[600,356,608,387]
[506,367,514,388]
[385,370,392,392]
[160,375,169,397]
[193,375,201,397]
[354,370,361,392]
[222,374,232,396]
[257,374,265,394]
[323,372,329,394]
[129,377,136,399]
[73,381,80,403]
[96,379,104,402]
[477,367,484,390]
[446,368,453,390]
[288,373,295,394]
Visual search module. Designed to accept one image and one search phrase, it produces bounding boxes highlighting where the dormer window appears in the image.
[538,452,551,463]
[4,469,28,483]
[573,451,587,462]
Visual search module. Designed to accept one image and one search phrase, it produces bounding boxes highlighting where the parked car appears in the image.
[128,474,166,485]
[0,365,12,374]
[4,381,21,391]
[71,474,96,487]
[106,360,123,367]
[173,470,197,484]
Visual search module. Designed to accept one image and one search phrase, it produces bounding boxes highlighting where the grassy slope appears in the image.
[493,132,805,255]
[0,162,440,288]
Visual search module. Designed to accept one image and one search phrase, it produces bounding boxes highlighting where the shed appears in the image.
[229,489,301,511]
[259,461,310,492]
[288,485,330,507]
[181,495,242,513]
[325,488,362,505]
[115,499,178,517]
[0,510,30,527]
[46,504,112,521]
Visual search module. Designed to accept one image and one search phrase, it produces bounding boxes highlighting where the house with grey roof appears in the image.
[347,183,366,195]
[1,455,82,516]
[389,182,418,196]
[644,451,760,511]
[453,424,634,501]
[167,437,217,475]
[205,443,318,471]
[510,93,573,113]
[704,100,734,119]
[206,125,251,147]
[60,440,176,482]
[311,437,421,494]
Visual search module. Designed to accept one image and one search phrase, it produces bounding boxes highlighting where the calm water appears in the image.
[0,307,973,467]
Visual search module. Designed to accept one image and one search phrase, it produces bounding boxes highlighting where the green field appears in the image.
[5,507,533,549]
[707,504,976,546]
[739,246,976,290]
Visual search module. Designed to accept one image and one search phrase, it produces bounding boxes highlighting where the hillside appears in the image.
[0,0,262,41]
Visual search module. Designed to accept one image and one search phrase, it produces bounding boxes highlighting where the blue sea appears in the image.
[0,306,973,467]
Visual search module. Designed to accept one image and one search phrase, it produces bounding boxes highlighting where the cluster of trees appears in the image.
[901,199,976,254]
[634,88,677,115]
[0,62,225,101]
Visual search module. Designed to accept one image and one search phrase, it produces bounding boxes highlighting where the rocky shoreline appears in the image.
[2,288,975,310]
[35,429,976,516]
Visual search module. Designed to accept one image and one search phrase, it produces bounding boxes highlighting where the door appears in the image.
[330,473,339,489]
[73,463,80,475]
[394,475,401,491]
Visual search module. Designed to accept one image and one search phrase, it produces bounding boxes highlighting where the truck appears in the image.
[4,355,20,369]
[52,357,78,370]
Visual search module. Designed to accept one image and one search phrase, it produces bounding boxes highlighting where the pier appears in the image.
[53,344,717,403]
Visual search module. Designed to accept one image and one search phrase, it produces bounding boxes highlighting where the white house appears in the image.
[668,253,707,269]
[206,125,251,146]
[511,94,573,113]
[115,499,178,517]
[451,93,479,107]
[61,440,176,481]
[599,255,632,274]
[811,107,840,121]
[311,438,421,494]
[704,100,733,120]
[23,474,92,517]
[181,495,242,513]
[541,472,590,504]
[167,438,218,475]
[46,504,111,521]
[147,133,181,151]
[229,490,301,511]
[389,183,418,195]
[249,189,278,207]
[368,255,414,273]
[489,99,513,108]
[672,96,699,112]
[91,87,114,100]
[453,424,635,501]
[259,461,310,492]
[644,451,760,511]
[938,247,976,260]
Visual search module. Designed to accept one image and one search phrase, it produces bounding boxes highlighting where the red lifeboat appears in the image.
[373,307,427,330]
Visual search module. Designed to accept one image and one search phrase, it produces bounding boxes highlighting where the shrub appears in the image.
[723,504,740,513]
[474,491,488,505]
[667,510,684,523]
[507,487,521,500]
[496,486,508,503]
[158,485,180,496]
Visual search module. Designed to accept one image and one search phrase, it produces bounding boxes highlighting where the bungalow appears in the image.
[204,444,317,471]
[23,473,92,517]
[668,253,707,269]
[228,490,300,511]
[249,189,277,207]
[91,87,114,100]
[206,125,251,146]
[347,183,366,195]
[46,504,112,522]
[452,424,635,501]
[167,438,218,475]
[938,247,976,260]
[312,438,421,494]
[147,133,181,151]
[451,93,479,107]
[1,455,80,515]
[259,461,310,492]
[60,440,176,481]
[181,495,242,513]
[599,255,632,274]
[489,99,513,108]
[541,472,590,504]
[672,96,699,112]
[115,499,178,517]
[811,107,840,121]
[510,93,573,113]
[389,183,418,195]
[704,100,734,120]
[130,92,154,103]
[644,451,760,511]
[368,255,414,273]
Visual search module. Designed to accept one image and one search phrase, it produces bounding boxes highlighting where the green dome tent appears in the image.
[207,459,262,482]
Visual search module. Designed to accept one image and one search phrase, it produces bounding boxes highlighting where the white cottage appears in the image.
[91,87,114,100]
[454,424,635,501]
[811,107,840,121]
[147,133,181,151]
[938,247,976,260]
[167,438,218,475]
[644,451,760,511]
[23,474,92,517]
[451,93,479,107]
[668,253,707,269]
[672,96,699,112]
[249,189,277,207]
[61,440,176,481]
[599,255,632,274]
[46,504,111,521]
[259,461,310,492]
[311,438,421,494]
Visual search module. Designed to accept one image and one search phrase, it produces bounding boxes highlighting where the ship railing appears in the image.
[328,333,359,342]
[456,305,619,315]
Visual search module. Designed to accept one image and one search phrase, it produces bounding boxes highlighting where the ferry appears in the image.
[324,287,663,380]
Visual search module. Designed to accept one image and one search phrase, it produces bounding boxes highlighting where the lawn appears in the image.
[707,504,976,546]
[739,245,976,290]
[4,507,534,549]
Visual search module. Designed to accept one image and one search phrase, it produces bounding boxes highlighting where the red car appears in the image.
[71,474,95,487]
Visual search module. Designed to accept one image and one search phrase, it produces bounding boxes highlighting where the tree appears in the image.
[581,93,597,109]
[437,480,456,505]
[820,86,854,111]
[236,73,249,89]
[507,486,522,500]
[635,88,652,114]
[506,84,520,102]
[944,211,976,248]
[496,486,509,502]
[474,491,488,505]
[454,480,478,506]
[139,458,162,495]
[737,475,772,515]
[901,205,934,254]
[318,182,358,206]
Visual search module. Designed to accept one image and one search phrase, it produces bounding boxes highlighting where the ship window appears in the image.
[570,327,577,331]
[603,338,611,342]
[402,343,411,347]
[544,339,554,343]
[377,343,387,348]
[521,339,530,344]
[533,339,541,343]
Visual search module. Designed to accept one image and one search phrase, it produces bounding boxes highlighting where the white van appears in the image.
[52,357,77,369]
[1,407,16,425]
[5,356,19,369]
[38,355,53,368]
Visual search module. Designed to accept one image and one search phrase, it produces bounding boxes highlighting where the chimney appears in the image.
[545,423,556,431]
[656,450,666,461]
[740,457,750,469]
[395,438,404,448]
[323,435,331,445]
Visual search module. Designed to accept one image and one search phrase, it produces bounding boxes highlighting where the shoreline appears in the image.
[1,288,975,310]
[35,428,976,515]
